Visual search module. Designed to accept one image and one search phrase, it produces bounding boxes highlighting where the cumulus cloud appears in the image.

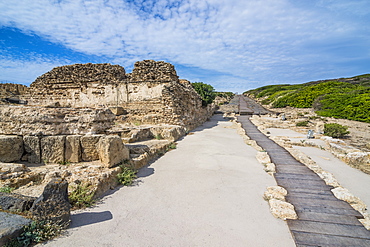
[0,0,369,91]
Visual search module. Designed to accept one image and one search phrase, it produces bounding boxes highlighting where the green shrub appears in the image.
[324,123,350,138]
[167,143,177,150]
[296,120,309,127]
[192,82,216,106]
[68,184,95,209]
[5,220,63,247]
[0,186,15,193]
[117,165,137,186]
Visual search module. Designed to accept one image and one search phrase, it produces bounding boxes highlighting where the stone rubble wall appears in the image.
[0,134,129,168]
[19,60,213,129]
[0,83,28,100]
[0,106,116,136]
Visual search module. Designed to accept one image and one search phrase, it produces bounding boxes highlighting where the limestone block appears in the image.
[81,135,102,161]
[256,151,271,164]
[0,192,36,212]
[0,212,32,246]
[98,136,129,168]
[41,136,65,164]
[331,187,362,204]
[30,178,70,227]
[0,135,23,163]
[263,186,287,201]
[268,199,298,220]
[108,106,126,116]
[160,126,186,141]
[263,163,276,175]
[23,136,41,163]
[65,135,81,163]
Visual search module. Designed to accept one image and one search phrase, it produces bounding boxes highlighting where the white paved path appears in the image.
[42,115,295,247]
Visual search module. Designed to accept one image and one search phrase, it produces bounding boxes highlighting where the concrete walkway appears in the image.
[42,115,295,247]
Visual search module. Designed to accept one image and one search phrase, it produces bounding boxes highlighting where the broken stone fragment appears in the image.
[263,186,287,201]
[30,178,70,227]
[255,151,271,164]
[0,211,32,246]
[0,135,23,163]
[0,192,37,212]
[268,199,298,220]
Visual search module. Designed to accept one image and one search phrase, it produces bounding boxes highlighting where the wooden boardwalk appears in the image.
[236,95,370,246]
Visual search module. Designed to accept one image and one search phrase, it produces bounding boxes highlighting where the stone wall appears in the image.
[0,83,28,104]
[0,106,115,136]
[20,60,214,129]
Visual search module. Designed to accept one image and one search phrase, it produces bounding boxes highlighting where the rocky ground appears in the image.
[260,106,370,152]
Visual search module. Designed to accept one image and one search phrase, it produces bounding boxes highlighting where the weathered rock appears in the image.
[331,187,362,204]
[65,135,81,163]
[0,135,23,163]
[255,151,271,164]
[81,135,101,161]
[0,211,32,246]
[0,106,116,136]
[0,192,36,212]
[109,106,126,116]
[30,178,70,227]
[98,136,129,168]
[263,163,276,175]
[263,186,287,201]
[268,199,298,220]
[41,136,65,164]
[23,136,41,163]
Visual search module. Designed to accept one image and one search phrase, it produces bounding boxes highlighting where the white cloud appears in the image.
[0,0,369,90]
[0,55,69,85]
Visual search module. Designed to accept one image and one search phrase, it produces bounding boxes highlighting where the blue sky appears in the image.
[0,0,369,92]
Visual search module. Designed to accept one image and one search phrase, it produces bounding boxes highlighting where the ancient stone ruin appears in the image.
[0,60,216,235]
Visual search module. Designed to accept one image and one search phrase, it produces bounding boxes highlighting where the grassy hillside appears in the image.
[245,74,370,123]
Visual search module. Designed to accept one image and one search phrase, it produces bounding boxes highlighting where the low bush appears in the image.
[5,220,63,247]
[68,184,95,209]
[192,82,216,106]
[0,186,15,193]
[296,120,309,127]
[117,165,137,186]
[324,123,350,138]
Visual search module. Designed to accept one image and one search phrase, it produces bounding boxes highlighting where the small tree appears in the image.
[191,82,216,106]
[324,123,350,138]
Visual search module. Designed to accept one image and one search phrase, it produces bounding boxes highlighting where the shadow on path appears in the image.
[70,211,113,228]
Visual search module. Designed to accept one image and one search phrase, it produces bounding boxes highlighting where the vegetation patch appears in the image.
[4,220,64,247]
[245,74,370,123]
[192,82,216,106]
[0,186,15,193]
[117,165,137,186]
[296,120,309,127]
[68,184,95,209]
[324,123,350,138]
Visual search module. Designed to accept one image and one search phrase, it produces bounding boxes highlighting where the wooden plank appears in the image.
[291,231,370,247]
[295,211,364,226]
[287,197,356,211]
[286,187,334,195]
[275,180,332,190]
[275,173,323,181]
[294,206,363,218]
[276,166,314,174]
[286,192,339,201]
[275,175,327,185]
[288,220,370,239]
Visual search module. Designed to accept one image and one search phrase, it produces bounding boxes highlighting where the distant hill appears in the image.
[244,74,370,123]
